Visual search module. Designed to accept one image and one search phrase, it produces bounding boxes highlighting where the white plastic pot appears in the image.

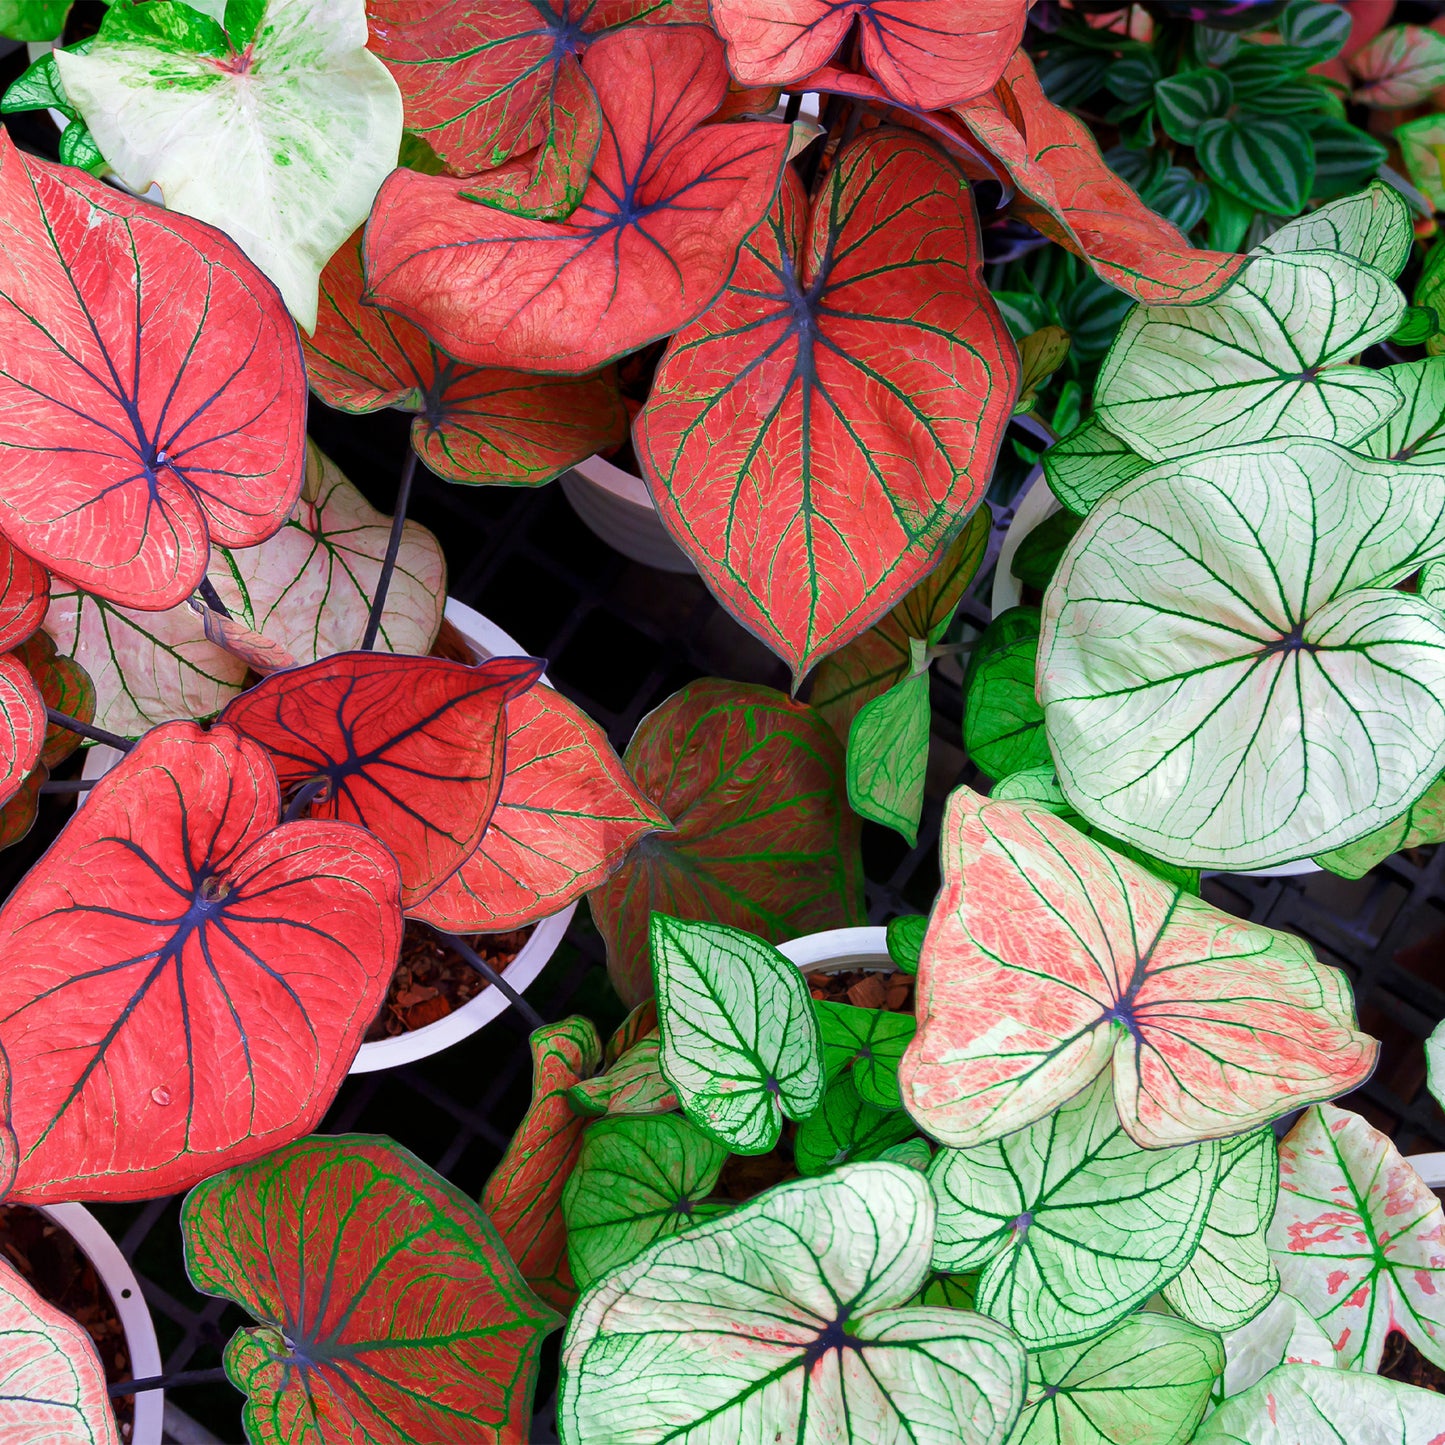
[560,455,696,575]
[1409,1153,1445,1190]
[778,926,890,975]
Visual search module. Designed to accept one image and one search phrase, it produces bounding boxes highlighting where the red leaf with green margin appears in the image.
[589,679,866,1007]
[0,766,46,852]
[411,685,669,933]
[0,652,44,809]
[364,25,792,374]
[480,1015,602,1312]
[305,232,627,487]
[711,0,1027,109]
[16,630,94,770]
[0,538,48,652]
[0,130,305,612]
[637,131,1014,682]
[182,1134,561,1445]
[0,721,402,1203]
[220,652,543,910]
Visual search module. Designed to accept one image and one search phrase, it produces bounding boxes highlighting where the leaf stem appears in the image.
[196,577,232,618]
[45,708,134,753]
[282,776,330,823]
[435,928,547,1032]
[38,777,97,793]
[361,449,419,651]
[108,1366,230,1397]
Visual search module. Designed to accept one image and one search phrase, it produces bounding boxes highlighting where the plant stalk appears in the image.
[108,1366,230,1397]
[45,709,134,753]
[282,776,330,823]
[361,449,419,651]
[436,929,547,1032]
[38,777,97,793]
[196,577,232,618]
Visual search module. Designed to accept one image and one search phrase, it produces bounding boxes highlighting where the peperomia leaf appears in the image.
[1195,116,1315,216]
[1155,69,1233,145]
[1315,773,1445,878]
[183,1134,560,1445]
[1042,413,1151,517]
[567,1035,678,1118]
[563,1114,728,1290]
[815,999,916,1110]
[1218,1291,1337,1400]
[56,0,403,328]
[1268,1104,1445,1372]
[649,915,824,1155]
[559,1162,1028,1445]
[1256,178,1412,277]
[962,607,1048,781]
[886,914,925,974]
[1039,440,1445,869]
[846,650,931,845]
[1360,357,1445,464]
[1351,24,1445,107]
[794,1071,914,1175]
[900,787,1375,1151]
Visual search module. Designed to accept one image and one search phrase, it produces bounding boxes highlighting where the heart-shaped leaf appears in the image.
[0,720,402,1202]
[900,786,1376,1150]
[816,998,916,1110]
[0,129,305,610]
[1256,179,1413,277]
[794,1071,915,1175]
[560,1161,1028,1445]
[183,1134,561,1445]
[0,540,47,653]
[18,631,94,771]
[886,914,925,973]
[1398,115,1445,213]
[57,0,403,328]
[650,915,824,1155]
[481,1016,601,1313]
[0,654,45,810]
[636,132,1015,683]
[568,1034,678,1117]
[1196,116,1315,216]
[1155,69,1234,144]
[1218,1291,1338,1401]
[847,665,931,845]
[962,606,1048,781]
[1042,414,1151,517]
[589,679,865,1008]
[1039,440,1445,868]
[365,26,790,373]
[1351,23,1445,107]
[1361,357,1445,465]
[927,1073,1218,1349]
[1316,773,1445,878]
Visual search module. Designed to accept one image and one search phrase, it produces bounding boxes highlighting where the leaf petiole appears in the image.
[361,449,419,650]
[45,708,134,753]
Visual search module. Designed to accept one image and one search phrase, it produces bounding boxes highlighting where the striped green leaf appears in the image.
[962,607,1048,782]
[1278,0,1352,66]
[1154,69,1232,144]
[1308,116,1389,200]
[794,1072,915,1176]
[815,998,916,1110]
[1256,179,1412,276]
[1196,116,1314,216]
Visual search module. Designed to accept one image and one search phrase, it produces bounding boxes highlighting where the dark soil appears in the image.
[1381,1331,1445,1392]
[718,1128,799,1201]
[808,967,913,1012]
[0,1204,134,1440]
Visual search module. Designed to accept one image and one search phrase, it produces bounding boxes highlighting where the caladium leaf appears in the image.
[1256,179,1412,277]
[563,1113,729,1289]
[0,721,403,1202]
[1268,1103,1445,1372]
[1096,253,1405,461]
[364,26,790,373]
[481,1016,601,1313]
[305,233,627,486]
[567,1035,678,1118]
[560,1162,1028,1445]
[1351,24,1445,107]
[1316,773,1445,878]
[1360,357,1445,465]
[847,658,931,846]
[589,679,865,1007]
[0,1255,120,1445]
[0,540,47,653]
[1043,415,1151,517]
[0,0,70,41]
[220,652,541,908]
[886,914,925,974]
[962,606,1048,781]
[1039,440,1445,869]
[182,1134,560,1445]
[927,1073,1218,1349]
[816,998,916,1110]
[1219,1292,1338,1400]
[17,631,94,771]
[899,787,1376,1151]
[650,915,824,1155]
[1163,1128,1280,1332]
[410,686,668,934]
[56,0,403,329]
[1011,1314,1223,1445]
[882,1137,932,1173]
[0,655,45,810]
[0,130,305,610]
[0,765,45,851]
[605,1000,656,1066]
[794,1071,915,1175]
[1398,116,1445,214]
[638,134,1015,682]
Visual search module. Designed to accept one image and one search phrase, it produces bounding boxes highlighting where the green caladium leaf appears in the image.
[650,915,824,1156]
[1010,511,1083,592]
[1039,440,1445,869]
[567,1036,679,1118]
[1315,772,1445,878]
[562,1114,729,1291]
[880,1137,932,1172]
[1195,116,1314,216]
[909,1271,976,1307]
[927,1074,1219,1348]
[559,1162,1028,1445]
[1096,252,1404,461]
[1155,69,1233,145]
[1218,1291,1337,1400]
[1255,179,1412,277]
[0,1,70,41]
[1360,358,1445,464]
[962,607,1048,781]
[794,1072,915,1176]
[1010,1314,1223,1445]
[886,914,925,974]
[846,638,930,845]
[1268,1104,1445,1372]
[1042,414,1151,517]
[1162,1128,1279,1332]
[1393,306,1439,346]
[54,0,403,328]
[815,999,916,1110]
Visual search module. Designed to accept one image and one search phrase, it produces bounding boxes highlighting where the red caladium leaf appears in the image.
[0,721,402,1202]
[182,1134,561,1445]
[899,787,1377,1151]
[711,0,1027,109]
[0,653,45,810]
[481,1016,603,1312]
[364,25,792,373]
[220,652,543,910]
[306,232,627,486]
[17,632,95,772]
[412,685,669,933]
[589,679,866,1007]
[0,768,46,852]
[0,131,305,611]
[0,538,48,653]
[637,131,1014,681]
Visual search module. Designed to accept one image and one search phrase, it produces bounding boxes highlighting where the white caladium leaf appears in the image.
[1255,179,1413,277]
[1095,251,1404,460]
[1219,1292,1337,1400]
[1011,1313,1222,1445]
[1315,772,1445,878]
[1361,357,1445,464]
[1268,1104,1445,1371]
[55,0,403,329]
[559,1162,1028,1445]
[1163,1128,1279,1332]
[650,915,824,1156]
[1039,440,1445,869]
[926,1074,1218,1349]
[1042,414,1151,517]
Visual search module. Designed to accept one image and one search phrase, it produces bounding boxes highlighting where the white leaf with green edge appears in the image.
[879,1138,931,1172]
[1193,1363,1445,1443]
[561,1114,729,1291]
[815,999,916,1110]
[885,914,925,974]
[1361,357,1445,464]
[1218,1292,1337,1400]
[1255,179,1413,277]
[559,1162,1028,1445]
[1195,116,1315,217]
[927,1074,1218,1349]
[1396,115,1445,214]
[794,1072,915,1176]
[1039,440,1445,870]
[1155,69,1233,145]
[1315,772,1445,878]
[1268,1103,1445,1371]
[650,915,824,1156]
[1096,251,1404,461]
[963,608,1048,782]
[566,1037,679,1118]
[1162,1128,1279,1332]
[54,0,402,329]
[1424,561,1445,610]
[1,50,71,117]
[1009,1313,1222,1445]
[1042,414,1151,517]
[846,638,930,846]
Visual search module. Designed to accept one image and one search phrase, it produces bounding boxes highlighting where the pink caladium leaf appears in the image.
[899,787,1377,1151]
[0,653,45,810]
[0,538,48,653]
